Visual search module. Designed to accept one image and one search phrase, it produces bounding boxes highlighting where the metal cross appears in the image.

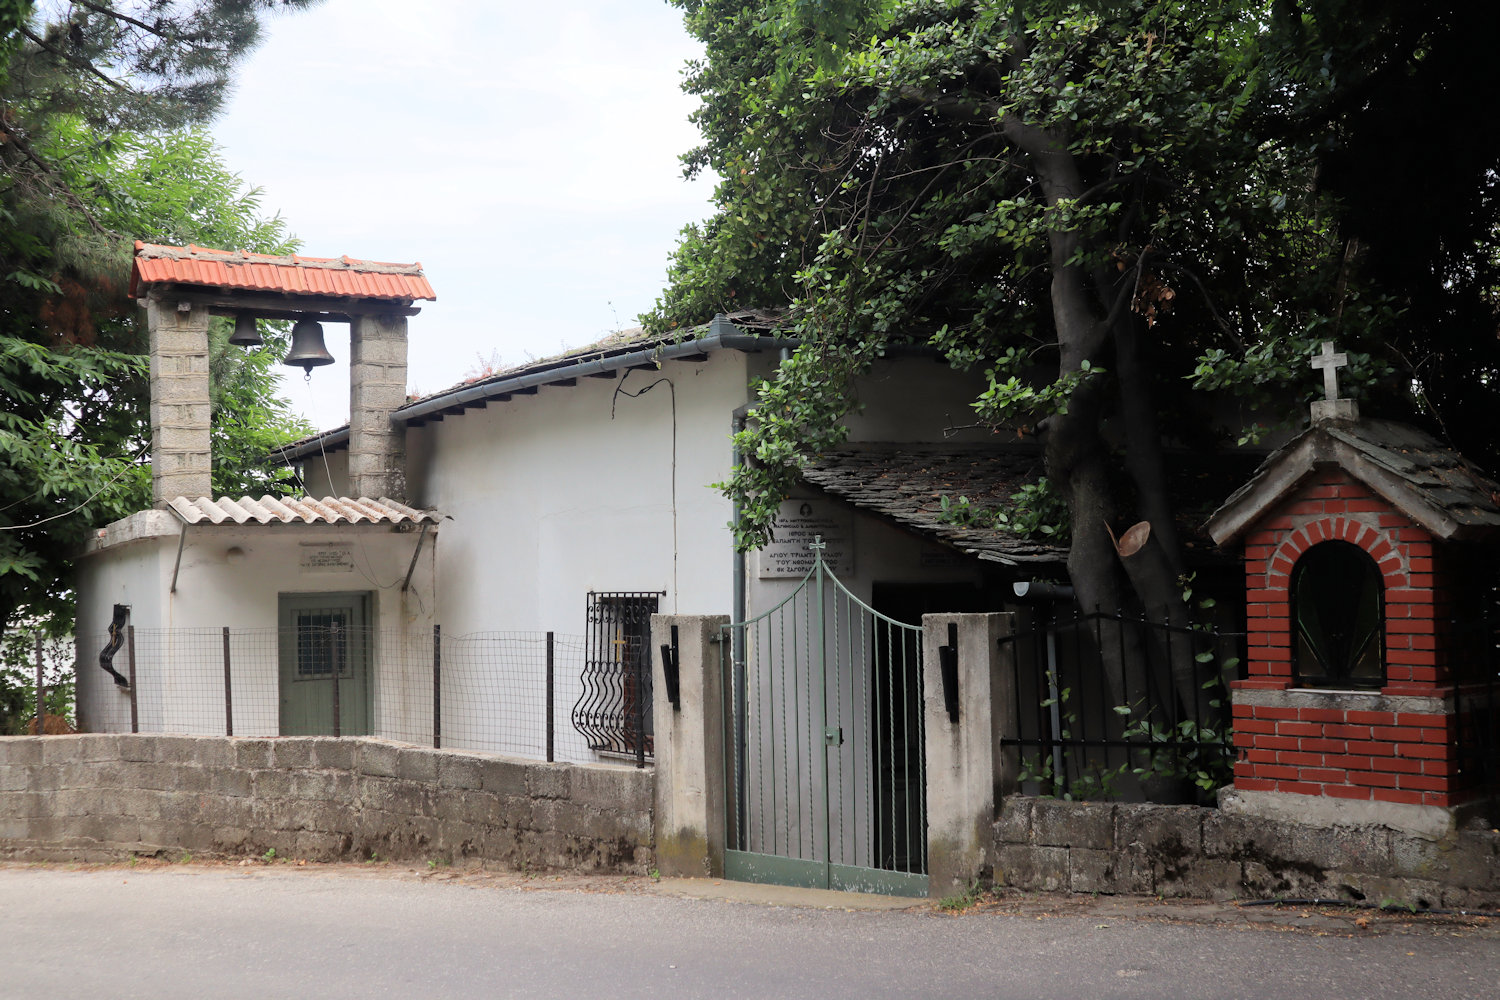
[1310,341,1348,401]
[808,534,826,553]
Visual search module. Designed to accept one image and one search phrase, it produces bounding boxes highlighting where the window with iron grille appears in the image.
[1292,540,1384,689]
[571,592,660,757]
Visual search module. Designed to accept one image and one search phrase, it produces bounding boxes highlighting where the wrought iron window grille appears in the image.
[572,591,662,764]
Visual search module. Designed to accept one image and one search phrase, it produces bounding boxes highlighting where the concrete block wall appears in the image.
[145,299,212,504]
[0,735,652,871]
[347,314,408,501]
[992,796,1500,910]
[1231,467,1474,810]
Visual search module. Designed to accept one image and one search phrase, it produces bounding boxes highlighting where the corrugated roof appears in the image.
[167,496,442,526]
[130,242,436,302]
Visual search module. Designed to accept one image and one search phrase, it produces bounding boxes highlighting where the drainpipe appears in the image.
[730,403,752,844]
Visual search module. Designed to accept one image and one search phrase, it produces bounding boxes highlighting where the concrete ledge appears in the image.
[1231,686,1450,714]
[993,794,1500,909]
[1222,786,1455,840]
[0,735,651,874]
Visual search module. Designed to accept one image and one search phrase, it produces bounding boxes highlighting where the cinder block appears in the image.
[1118,803,1204,856]
[1156,858,1242,899]
[0,738,42,766]
[233,739,273,770]
[213,769,252,798]
[39,739,81,767]
[396,747,440,783]
[356,741,399,778]
[437,754,482,791]
[75,735,123,763]
[311,738,354,772]
[527,764,573,801]
[479,758,527,799]
[993,844,1069,891]
[1033,799,1114,849]
[994,797,1032,845]
[270,739,316,770]
[570,765,648,812]
[1393,832,1496,888]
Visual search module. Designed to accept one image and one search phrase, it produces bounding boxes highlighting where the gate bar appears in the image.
[222,626,233,737]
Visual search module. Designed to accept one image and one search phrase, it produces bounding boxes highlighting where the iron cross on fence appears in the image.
[1311,341,1349,401]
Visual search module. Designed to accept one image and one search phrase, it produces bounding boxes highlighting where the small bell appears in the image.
[284,316,335,376]
[229,314,263,347]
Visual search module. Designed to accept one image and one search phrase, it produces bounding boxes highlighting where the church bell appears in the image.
[284,316,335,375]
[229,314,263,347]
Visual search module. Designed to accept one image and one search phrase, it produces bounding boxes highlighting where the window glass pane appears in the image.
[295,608,349,680]
[1292,540,1383,688]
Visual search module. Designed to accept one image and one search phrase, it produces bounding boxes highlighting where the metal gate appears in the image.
[719,542,928,897]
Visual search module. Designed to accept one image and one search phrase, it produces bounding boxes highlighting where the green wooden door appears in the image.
[278,593,371,736]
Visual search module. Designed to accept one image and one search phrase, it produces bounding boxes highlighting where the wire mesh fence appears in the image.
[0,631,76,735]
[76,625,599,765]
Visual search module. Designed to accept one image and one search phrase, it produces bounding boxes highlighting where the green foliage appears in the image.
[0,5,317,635]
[0,629,75,734]
[937,477,1070,539]
[1015,662,1235,801]
[657,0,1500,605]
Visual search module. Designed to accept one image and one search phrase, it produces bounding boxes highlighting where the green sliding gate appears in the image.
[720,541,928,897]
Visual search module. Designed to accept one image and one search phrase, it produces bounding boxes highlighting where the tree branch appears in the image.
[18,25,128,93]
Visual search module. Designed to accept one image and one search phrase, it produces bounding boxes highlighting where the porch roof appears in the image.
[167,495,442,526]
[801,444,1066,565]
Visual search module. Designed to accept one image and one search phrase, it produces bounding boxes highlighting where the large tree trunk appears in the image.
[1014,115,1201,798]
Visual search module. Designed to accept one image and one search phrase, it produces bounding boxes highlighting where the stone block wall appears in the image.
[0,735,652,872]
[992,796,1500,910]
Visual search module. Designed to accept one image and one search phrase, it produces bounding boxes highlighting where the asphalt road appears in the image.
[1,864,1495,999]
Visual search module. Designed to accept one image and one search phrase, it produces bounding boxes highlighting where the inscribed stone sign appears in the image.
[299,543,355,574]
[758,499,854,578]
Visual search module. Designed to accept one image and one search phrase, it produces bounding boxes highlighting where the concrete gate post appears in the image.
[922,612,1014,897]
[650,614,728,878]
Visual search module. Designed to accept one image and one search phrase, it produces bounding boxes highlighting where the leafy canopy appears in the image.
[653,0,1500,579]
[0,2,320,635]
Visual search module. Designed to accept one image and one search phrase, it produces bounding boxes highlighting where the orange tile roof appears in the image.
[129,242,436,302]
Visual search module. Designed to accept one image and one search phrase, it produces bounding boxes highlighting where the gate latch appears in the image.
[823,726,843,748]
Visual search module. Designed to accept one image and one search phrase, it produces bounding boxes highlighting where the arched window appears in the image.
[1291,540,1384,688]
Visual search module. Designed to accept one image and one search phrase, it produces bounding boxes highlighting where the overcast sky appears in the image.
[211,0,717,429]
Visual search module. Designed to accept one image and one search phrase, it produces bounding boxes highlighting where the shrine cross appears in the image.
[1311,341,1348,401]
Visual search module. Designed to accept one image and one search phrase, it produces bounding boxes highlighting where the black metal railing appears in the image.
[572,592,661,767]
[998,606,1246,802]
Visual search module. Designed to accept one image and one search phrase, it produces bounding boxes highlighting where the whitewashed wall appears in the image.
[407,351,752,635]
[74,513,437,739]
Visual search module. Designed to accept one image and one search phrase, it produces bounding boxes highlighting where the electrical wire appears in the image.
[611,371,678,610]
[0,439,151,532]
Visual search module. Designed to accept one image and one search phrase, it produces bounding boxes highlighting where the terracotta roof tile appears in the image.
[130,242,436,302]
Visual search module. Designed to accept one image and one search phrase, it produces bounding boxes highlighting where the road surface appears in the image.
[1,863,1495,999]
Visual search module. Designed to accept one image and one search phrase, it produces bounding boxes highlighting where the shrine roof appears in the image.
[1205,417,1500,545]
